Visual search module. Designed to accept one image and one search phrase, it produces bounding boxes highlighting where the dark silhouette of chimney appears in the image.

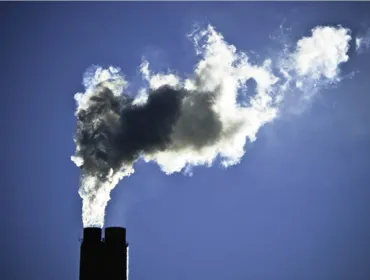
[80,227,104,280]
[80,227,128,280]
[104,227,129,280]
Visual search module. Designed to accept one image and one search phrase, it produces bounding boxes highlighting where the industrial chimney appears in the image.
[80,227,128,280]
[104,227,129,280]
[80,227,104,280]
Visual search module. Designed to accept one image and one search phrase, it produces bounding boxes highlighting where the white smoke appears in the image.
[293,26,351,80]
[356,28,370,53]
[72,24,352,228]
[276,25,351,113]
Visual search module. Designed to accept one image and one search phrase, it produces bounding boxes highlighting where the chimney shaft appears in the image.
[79,227,128,280]
[80,227,104,280]
[104,227,129,280]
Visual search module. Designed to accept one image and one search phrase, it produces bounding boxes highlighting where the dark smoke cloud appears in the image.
[74,83,222,181]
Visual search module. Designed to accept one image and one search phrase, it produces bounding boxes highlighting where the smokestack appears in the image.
[80,227,129,280]
[80,227,104,280]
[104,227,129,280]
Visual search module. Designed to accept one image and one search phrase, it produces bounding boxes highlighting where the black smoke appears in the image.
[74,83,223,182]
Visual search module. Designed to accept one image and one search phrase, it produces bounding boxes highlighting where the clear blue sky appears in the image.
[1,2,370,280]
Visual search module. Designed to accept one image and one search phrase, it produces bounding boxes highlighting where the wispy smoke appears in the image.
[276,25,352,113]
[356,28,370,53]
[71,24,352,228]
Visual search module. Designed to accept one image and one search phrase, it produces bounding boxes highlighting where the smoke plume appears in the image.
[71,24,352,228]
[356,28,370,53]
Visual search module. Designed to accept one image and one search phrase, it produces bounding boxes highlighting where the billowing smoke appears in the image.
[71,24,352,228]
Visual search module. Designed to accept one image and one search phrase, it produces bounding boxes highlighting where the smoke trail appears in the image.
[71,24,352,228]
[356,28,370,53]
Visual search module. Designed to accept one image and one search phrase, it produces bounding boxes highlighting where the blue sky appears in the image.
[2,2,370,280]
